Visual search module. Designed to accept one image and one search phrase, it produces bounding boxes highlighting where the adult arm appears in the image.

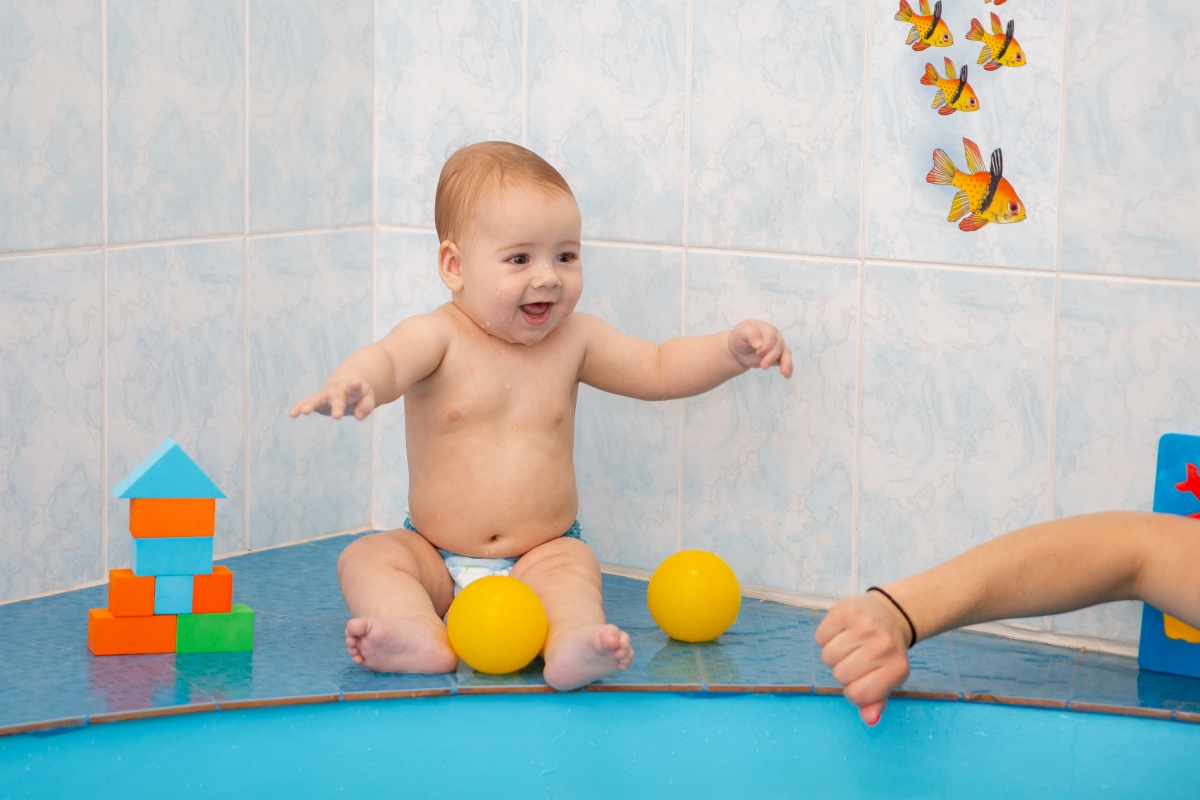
[816,511,1200,724]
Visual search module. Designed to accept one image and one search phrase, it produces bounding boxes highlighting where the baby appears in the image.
[290,142,793,690]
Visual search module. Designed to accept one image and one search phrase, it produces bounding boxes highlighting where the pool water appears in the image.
[4,693,1200,798]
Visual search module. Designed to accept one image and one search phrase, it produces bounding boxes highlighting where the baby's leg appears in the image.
[511,537,633,690]
[338,528,457,673]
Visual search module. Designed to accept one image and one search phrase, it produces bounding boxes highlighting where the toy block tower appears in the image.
[87,438,254,655]
[1138,433,1200,678]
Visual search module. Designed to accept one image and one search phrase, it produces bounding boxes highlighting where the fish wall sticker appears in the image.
[896,0,953,51]
[921,58,979,115]
[985,0,1008,5]
[967,12,1026,70]
[926,138,1025,231]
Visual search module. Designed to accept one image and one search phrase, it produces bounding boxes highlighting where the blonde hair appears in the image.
[434,141,574,243]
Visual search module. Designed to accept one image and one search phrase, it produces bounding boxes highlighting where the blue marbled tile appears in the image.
[865,0,1065,268]
[249,0,372,232]
[106,240,245,566]
[373,230,446,530]
[0,253,103,602]
[375,0,523,228]
[528,0,687,244]
[601,574,660,633]
[1060,3,1200,280]
[689,0,864,256]
[0,2,102,252]
[1051,277,1200,641]
[858,265,1054,600]
[107,0,244,243]
[216,538,354,621]
[575,245,683,571]
[684,252,858,597]
[339,666,454,698]
[697,615,815,691]
[591,629,704,689]
[247,230,371,547]
[1069,651,1200,718]
[900,634,961,698]
[455,658,549,693]
[950,630,1078,705]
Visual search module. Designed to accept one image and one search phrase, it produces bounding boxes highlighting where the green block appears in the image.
[176,604,254,652]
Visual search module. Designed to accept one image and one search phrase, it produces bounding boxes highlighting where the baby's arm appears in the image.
[577,314,793,400]
[816,511,1200,725]
[289,313,450,420]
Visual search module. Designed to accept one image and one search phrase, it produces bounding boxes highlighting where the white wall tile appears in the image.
[248,230,371,547]
[0,253,103,601]
[528,0,687,244]
[1060,1,1200,280]
[106,240,245,567]
[0,2,102,253]
[376,0,523,228]
[689,0,864,256]
[684,252,858,596]
[107,0,244,243]
[858,264,1054,600]
[250,0,372,232]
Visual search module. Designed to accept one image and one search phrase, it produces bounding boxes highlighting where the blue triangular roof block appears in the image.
[111,438,227,499]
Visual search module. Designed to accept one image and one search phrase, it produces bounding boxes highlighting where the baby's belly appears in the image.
[405,449,580,559]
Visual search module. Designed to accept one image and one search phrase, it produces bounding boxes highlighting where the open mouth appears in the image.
[520,302,552,326]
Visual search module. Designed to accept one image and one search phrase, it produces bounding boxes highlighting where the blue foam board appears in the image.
[132,537,214,578]
[1138,432,1200,679]
[112,438,226,499]
[154,574,194,615]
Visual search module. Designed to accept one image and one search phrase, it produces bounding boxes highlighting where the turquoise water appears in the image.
[3,693,1199,798]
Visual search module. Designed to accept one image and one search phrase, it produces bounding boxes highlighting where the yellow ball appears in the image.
[446,575,548,674]
[647,550,741,642]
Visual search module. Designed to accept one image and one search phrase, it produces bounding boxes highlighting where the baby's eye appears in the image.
[556,252,578,264]
[509,254,529,265]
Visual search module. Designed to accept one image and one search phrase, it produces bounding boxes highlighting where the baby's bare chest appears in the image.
[411,341,581,432]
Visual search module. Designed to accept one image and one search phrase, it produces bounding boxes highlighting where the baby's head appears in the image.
[435,142,583,346]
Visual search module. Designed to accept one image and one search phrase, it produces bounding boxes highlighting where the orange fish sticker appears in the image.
[926,138,1026,231]
[985,0,1008,5]
[921,58,979,115]
[896,0,953,52]
[967,13,1026,71]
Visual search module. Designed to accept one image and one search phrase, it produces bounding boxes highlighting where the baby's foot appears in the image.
[542,623,634,691]
[344,616,458,674]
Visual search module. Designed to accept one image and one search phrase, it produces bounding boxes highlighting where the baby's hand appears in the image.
[815,593,913,726]
[728,320,793,378]
[289,378,377,421]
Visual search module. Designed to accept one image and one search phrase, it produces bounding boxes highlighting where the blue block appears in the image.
[112,438,226,499]
[132,536,213,577]
[1137,432,1200,679]
[155,574,194,615]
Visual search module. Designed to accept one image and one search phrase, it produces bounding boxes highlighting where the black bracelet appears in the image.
[867,586,918,649]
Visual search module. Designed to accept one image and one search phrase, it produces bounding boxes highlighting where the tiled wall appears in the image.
[3,1,1198,646]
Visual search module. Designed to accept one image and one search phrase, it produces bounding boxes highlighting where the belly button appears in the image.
[489,535,500,543]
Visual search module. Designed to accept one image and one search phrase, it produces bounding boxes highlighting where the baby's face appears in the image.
[447,183,583,346]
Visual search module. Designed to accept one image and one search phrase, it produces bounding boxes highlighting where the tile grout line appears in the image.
[100,0,109,577]
[677,0,694,554]
[521,0,529,148]
[850,0,873,595]
[1044,0,1072,632]
[369,0,379,529]
[242,0,251,552]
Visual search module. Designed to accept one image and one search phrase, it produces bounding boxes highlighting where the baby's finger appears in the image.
[352,392,376,421]
[329,391,347,419]
[780,345,794,378]
[759,338,785,369]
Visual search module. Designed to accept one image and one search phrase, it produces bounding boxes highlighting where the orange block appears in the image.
[129,498,216,538]
[192,566,233,614]
[87,608,176,655]
[107,568,155,617]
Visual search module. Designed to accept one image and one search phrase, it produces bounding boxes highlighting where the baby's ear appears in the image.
[438,240,464,292]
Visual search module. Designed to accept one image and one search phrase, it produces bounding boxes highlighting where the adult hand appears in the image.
[815,591,913,726]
